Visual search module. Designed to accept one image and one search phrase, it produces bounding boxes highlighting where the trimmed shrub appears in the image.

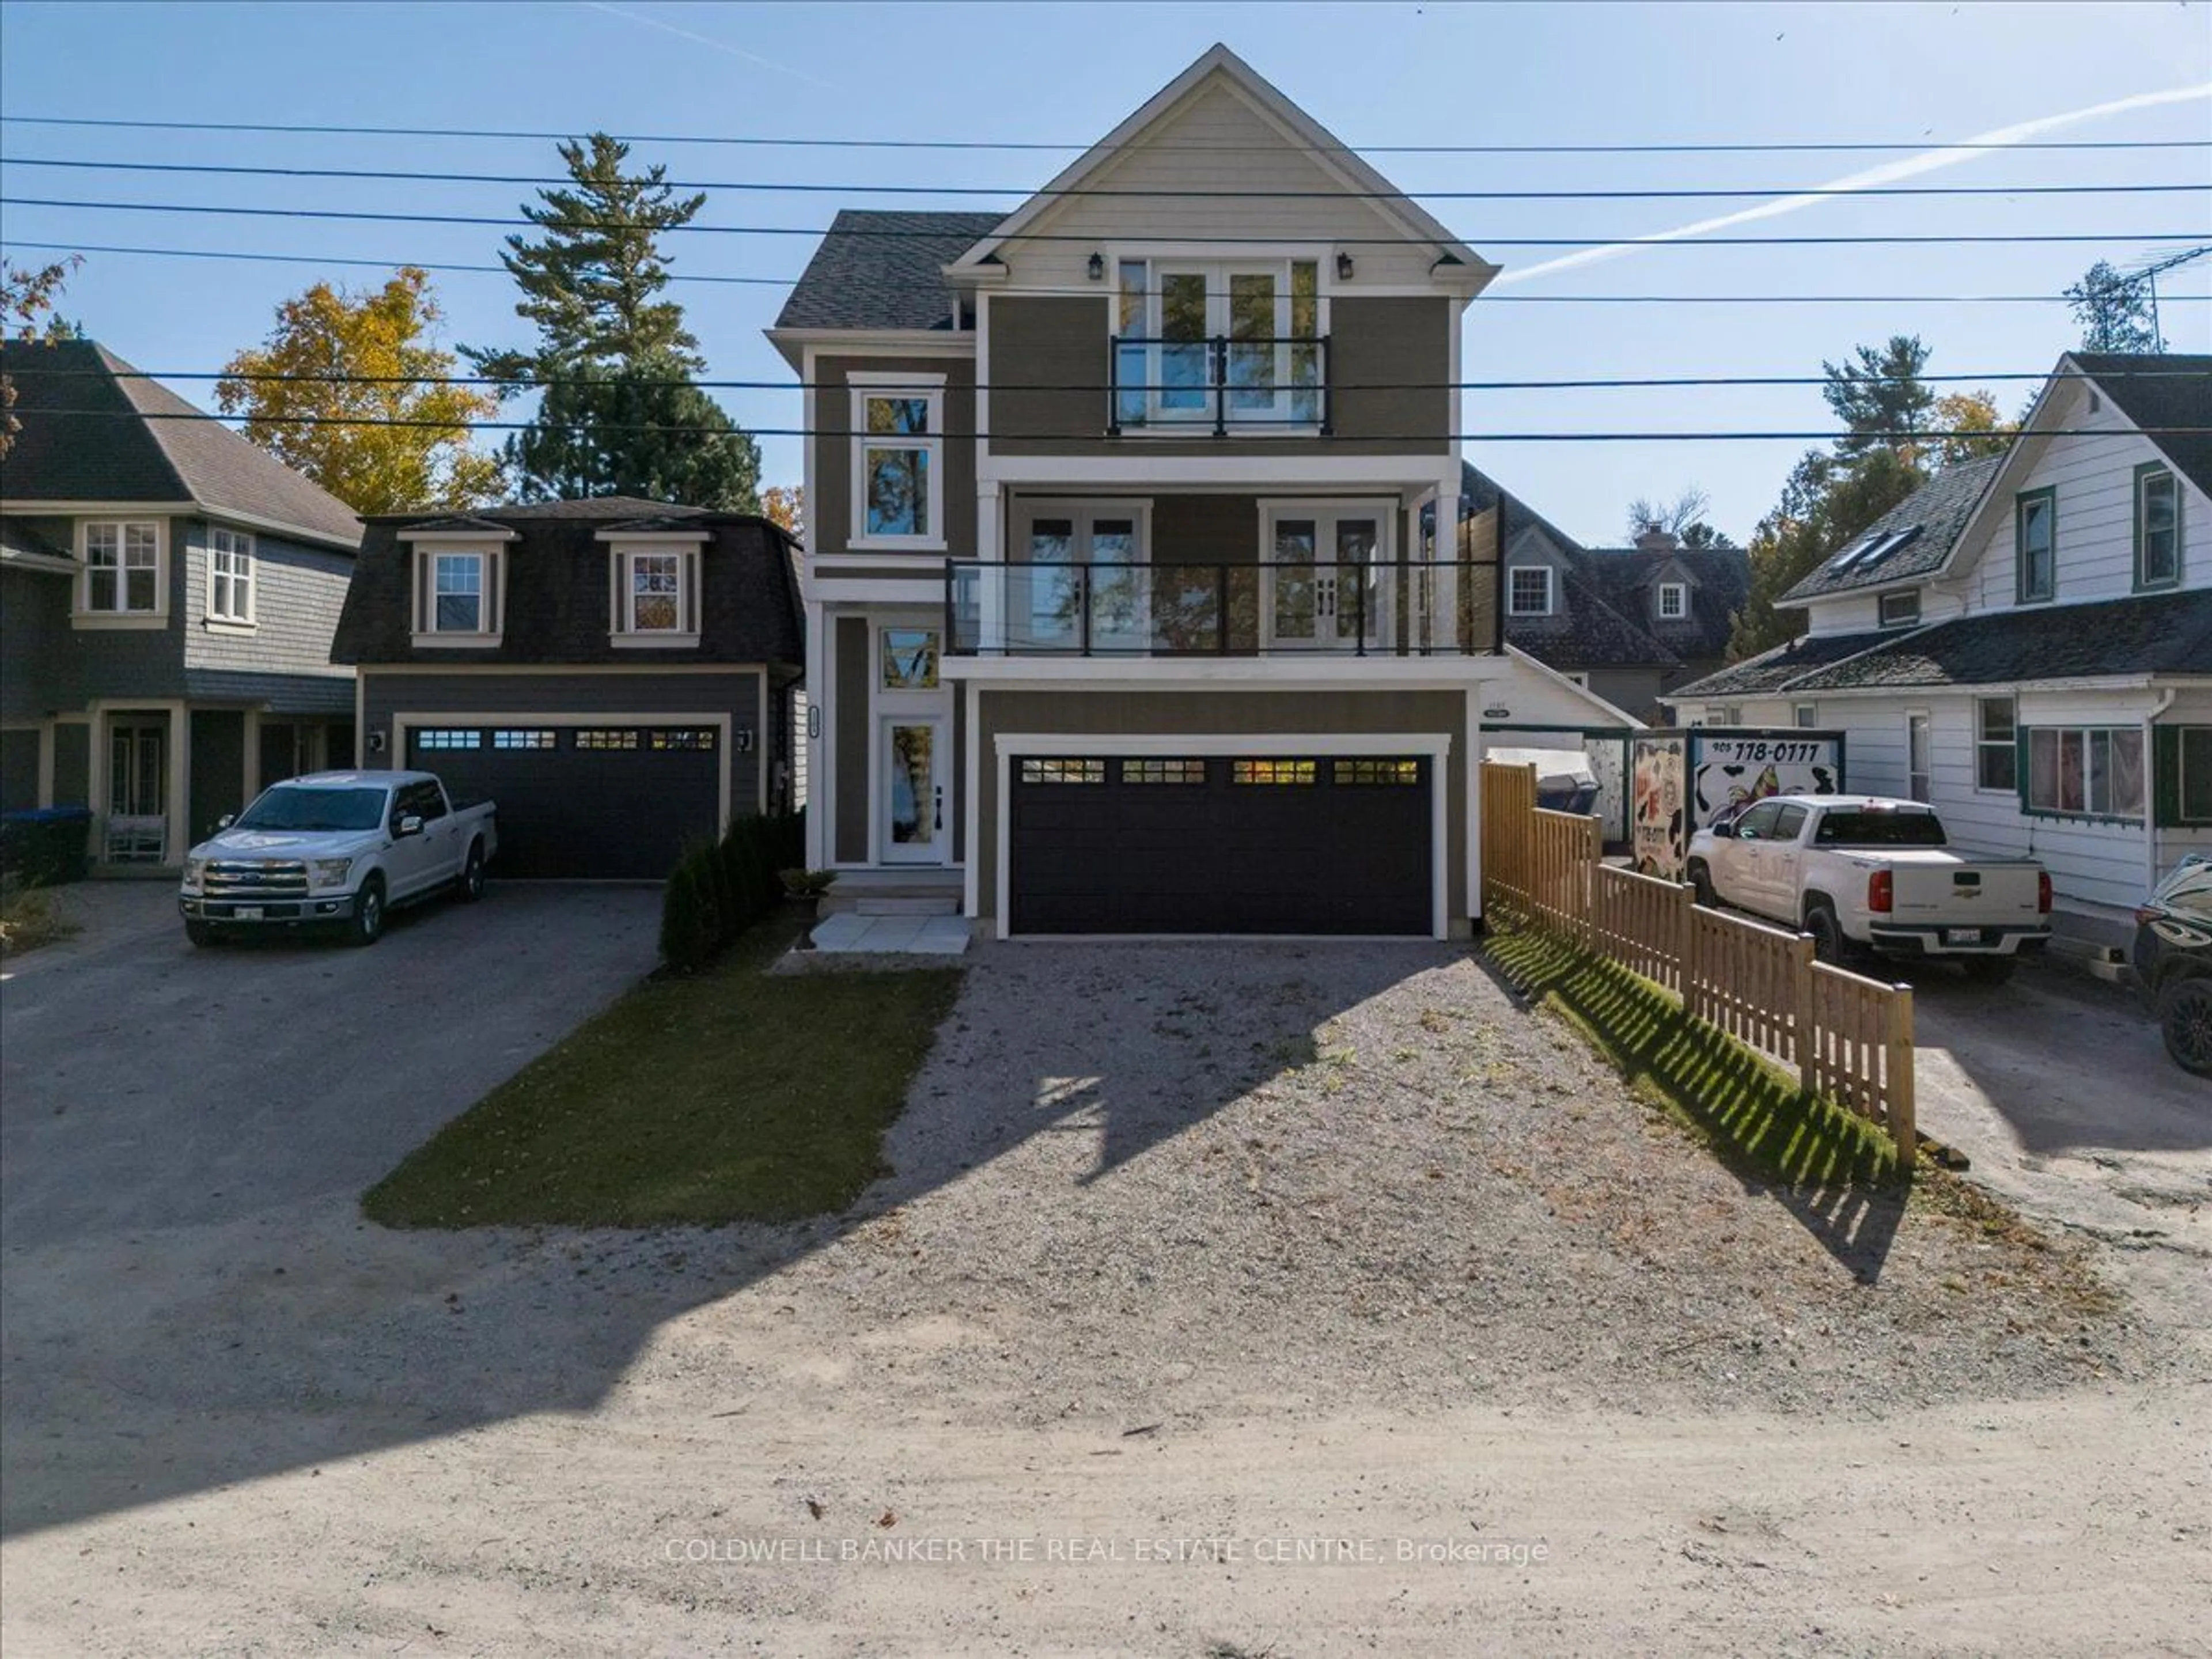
[658,850,717,975]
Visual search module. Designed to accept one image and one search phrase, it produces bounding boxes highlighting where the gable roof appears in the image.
[2073,351,2212,498]
[774,210,1005,334]
[946,44,1494,287]
[0,339,362,550]
[1778,453,2005,607]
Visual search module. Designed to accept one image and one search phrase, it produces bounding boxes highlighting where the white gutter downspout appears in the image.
[2145,686,2177,894]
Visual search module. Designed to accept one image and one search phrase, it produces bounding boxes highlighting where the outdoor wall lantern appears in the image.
[1087,252,1105,281]
[1336,251,1355,281]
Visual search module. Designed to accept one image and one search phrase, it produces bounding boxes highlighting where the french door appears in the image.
[1264,507,1388,651]
[1015,505,1147,653]
[1134,259,1323,427]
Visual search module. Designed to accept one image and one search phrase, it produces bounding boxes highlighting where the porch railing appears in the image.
[945,559,1494,657]
[1108,334,1331,436]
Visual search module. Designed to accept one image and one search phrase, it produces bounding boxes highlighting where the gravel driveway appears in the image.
[5,933,2203,1653]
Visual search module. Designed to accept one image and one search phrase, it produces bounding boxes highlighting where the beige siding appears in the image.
[972,688,1469,922]
[991,77,1445,290]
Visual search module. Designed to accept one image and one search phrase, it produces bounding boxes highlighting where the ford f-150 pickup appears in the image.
[179,771,496,947]
[1685,794,2051,983]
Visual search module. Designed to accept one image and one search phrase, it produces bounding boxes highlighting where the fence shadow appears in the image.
[1477,926,1906,1283]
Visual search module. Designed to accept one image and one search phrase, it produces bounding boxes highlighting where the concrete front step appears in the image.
[825,895,963,917]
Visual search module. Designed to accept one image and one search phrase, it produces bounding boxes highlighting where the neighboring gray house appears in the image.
[1,339,362,869]
[1665,353,2212,928]
[1460,463,1749,722]
[333,499,804,878]
[769,43,1623,940]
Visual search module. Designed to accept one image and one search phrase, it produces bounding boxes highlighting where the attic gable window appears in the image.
[2016,487,2056,604]
[1657,582,1687,620]
[1507,566,1553,616]
[2135,465,2181,590]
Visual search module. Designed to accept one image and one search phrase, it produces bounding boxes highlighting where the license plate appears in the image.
[233,906,264,921]
[1944,928,1985,946]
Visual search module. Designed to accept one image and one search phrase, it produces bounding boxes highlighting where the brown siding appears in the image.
[816,355,977,557]
[834,618,870,862]
[973,688,1468,923]
[987,294,1451,457]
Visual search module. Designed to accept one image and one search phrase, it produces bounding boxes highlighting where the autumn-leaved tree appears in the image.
[760,484,805,541]
[1,254,83,459]
[217,267,502,513]
[1728,446,1922,660]
[1929,389,2013,467]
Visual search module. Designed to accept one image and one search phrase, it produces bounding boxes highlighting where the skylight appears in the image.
[1830,525,1921,574]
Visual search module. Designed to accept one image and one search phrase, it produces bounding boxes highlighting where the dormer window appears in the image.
[408,542,508,646]
[850,374,945,549]
[608,542,702,646]
[1878,589,1921,628]
[1508,566,1553,616]
[1657,582,1687,620]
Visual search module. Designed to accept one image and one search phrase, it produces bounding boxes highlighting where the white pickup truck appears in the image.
[1685,794,2051,983]
[179,771,497,948]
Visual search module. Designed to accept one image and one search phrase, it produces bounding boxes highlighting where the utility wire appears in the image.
[6,196,2205,248]
[9,365,2205,394]
[6,112,2210,155]
[6,155,2206,202]
[16,407,2203,442]
[9,241,2211,309]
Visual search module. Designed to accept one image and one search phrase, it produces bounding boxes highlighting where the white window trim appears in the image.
[1257,499,1397,652]
[1656,582,1687,620]
[206,525,257,628]
[849,373,946,552]
[1506,565,1554,618]
[607,543,702,648]
[1106,249,1331,437]
[1003,497,1156,651]
[1793,703,1818,729]
[73,518,168,628]
[1877,588,1922,629]
[410,545,507,647]
[1906,709,1933,804]
[2023,724,2148,822]
[1974,695,2017,794]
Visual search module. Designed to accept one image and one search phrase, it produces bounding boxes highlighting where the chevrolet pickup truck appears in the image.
[1685,794,2051,984]
[179,771,497,947]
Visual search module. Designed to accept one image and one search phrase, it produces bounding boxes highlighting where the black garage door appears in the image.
[1009,753,1431,935]
[407,724,721,878]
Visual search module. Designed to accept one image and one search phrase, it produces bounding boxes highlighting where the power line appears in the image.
[10,363,2204,395]
[14,407,2202,442]
[7,154,2206,203]
[5,112,2209,156]
[10,240,2211,308]
[9,196,2205,248]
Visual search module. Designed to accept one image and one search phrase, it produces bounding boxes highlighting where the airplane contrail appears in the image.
[1495,82,2212,286]
[584,2,841,94]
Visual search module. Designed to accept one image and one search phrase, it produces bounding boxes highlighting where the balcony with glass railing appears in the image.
[946,559,1496,658]
[1107,335,1330,435]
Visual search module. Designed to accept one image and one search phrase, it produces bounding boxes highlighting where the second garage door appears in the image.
[406,724,722,879]
[1009,753,1433,935]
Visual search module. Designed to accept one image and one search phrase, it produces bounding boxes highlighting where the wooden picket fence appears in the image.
[1480,762,1916,1160]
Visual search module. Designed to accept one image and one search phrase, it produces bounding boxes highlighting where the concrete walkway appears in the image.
[808,911,971,955]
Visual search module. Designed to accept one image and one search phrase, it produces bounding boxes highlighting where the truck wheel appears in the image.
[185,921,216,948]
[2158,978,2212,1078]
[1805,904,1847,967]
[1959,957,2016,987]
[347,877,386,948]
[1687,861,1718,909]
[457,841,486,903]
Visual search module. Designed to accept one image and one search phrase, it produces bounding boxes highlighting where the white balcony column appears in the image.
[975,479,1005,654]
[1430,469,1461,654]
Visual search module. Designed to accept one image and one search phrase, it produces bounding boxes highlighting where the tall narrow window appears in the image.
[2016,488,2056,604]
[851,380,944,544]
[435,554,483,632]
[1975,696,2017,791]
[207,526,254,623]
[2137,466,2181,589]
[1907,713,1932,803]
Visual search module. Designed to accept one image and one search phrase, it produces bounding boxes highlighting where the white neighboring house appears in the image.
[1664,352,2212,940]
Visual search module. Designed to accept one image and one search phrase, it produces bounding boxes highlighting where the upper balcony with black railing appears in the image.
[1107,334,1330,437]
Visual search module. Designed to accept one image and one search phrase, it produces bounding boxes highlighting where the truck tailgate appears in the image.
[1886,852,2042,926]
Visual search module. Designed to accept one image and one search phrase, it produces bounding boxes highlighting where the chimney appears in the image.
[1635,527,1680,553]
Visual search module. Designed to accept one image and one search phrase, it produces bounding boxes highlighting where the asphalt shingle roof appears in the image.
[1778,453,2005,605]
[775,210,1005,332]
[1668,628,1895,701]
[1571,543,1748,665]
[2074,352,2212,499]
[0,339,362,549]
[1781,590,2212,693]
[332,505,802,666]
[0,518,70,561]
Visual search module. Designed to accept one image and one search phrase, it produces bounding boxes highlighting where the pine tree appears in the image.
[1728,446,1922,660]
[2065,260,2162,355]
[1821,335,1935,461]
[464,133,706,385]
[506,353,759,510]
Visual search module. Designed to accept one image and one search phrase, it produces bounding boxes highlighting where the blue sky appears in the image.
[3,1,2207,544]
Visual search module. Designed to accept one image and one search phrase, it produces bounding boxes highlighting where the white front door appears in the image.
[880,714,948,863]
